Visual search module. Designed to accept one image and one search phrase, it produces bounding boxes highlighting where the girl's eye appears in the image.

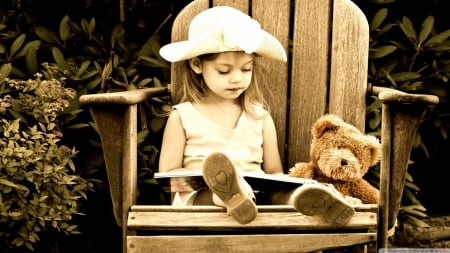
[218,70,230,74]
[242,68,252,72]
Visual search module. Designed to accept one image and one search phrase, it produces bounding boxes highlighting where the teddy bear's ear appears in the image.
[312,114,341,138]
[366,135,382,165]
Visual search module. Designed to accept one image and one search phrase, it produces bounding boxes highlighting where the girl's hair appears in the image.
[177,53,269,119]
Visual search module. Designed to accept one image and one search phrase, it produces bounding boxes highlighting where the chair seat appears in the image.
[127,205,378,253]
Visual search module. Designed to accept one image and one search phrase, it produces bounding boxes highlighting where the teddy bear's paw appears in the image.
[288,162,314,178]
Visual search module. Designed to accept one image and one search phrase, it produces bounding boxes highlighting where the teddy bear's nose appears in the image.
[341,159,348,166]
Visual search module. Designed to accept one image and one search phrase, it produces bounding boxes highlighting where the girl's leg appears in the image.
[202,152,258,224]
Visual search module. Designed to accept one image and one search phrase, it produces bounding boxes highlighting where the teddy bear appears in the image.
[288,114,381,204]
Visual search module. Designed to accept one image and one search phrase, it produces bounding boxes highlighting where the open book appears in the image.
[154,170,317,192]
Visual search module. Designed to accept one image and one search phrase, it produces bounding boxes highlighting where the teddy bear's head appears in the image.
[310,114,381,181]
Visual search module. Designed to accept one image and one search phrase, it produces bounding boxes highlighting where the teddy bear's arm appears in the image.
[352,179,379,204]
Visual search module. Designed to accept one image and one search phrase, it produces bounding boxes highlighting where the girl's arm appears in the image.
[158,110,186,172]
[262,113,284,174]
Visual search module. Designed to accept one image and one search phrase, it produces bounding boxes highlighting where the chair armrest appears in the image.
[79,87,169,105]
[78,86,169,228]
[371,85,439,105]
[370,85,438,248]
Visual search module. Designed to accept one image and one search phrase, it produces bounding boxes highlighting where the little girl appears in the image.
[158,6,354,225]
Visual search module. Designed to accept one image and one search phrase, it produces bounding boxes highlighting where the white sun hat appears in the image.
[159,6,287,63]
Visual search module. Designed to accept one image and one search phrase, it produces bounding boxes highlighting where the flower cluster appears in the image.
[3,73,76,123]
[0,95,11,114]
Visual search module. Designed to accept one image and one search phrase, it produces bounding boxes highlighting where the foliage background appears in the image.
[0,0,449,252]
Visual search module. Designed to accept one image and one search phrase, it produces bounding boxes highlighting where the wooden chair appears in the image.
[79,0,439,252]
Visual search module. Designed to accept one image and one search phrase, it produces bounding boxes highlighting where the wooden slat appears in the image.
[288,0,332,165]
[127,233,377,253]
[329,0,369,130]
[214,0,248,12]
[128,209,377,231]
[130,204,378,212]
[252,0,290,165]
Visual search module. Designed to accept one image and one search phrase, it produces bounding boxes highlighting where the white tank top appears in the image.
[174,102,265,173]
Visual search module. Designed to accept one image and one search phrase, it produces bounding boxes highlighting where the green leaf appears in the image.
[65,123,90,129]
[139,56,170,68]
[402,204,427,213]
[110,23,125,46]
[137,129,149,144]
[25,45,39,75]
[88,18,96,34]
[369,45,397,59]
[35,26,61,45]
[81,19,89,34]
[376,23,396,38]
[79,69,99,81]
[423,29,450,47]
[138,37,155,57]
[150,116,166,132]
[403,188,421,204]
[101,60,113,89]
[403,208,428,218]
[370,8,388,31]
[368,113,381,130]
[418,16,434,44]
[66,224,77,232]
[52,47,71,73]
[10,33,26,57]
[86,77,102,90]
[403,215,429,228]
[59,15,72,42]
[390,72,421,82]
[137,77,153,88]
[11,237,24,247]
[404,181,420,191]
[74,60,91,77]
[0,63,12,82]
[0,179,29,192]
[15,40,41,59]
[2,30,19,40]
[399,16,417,42]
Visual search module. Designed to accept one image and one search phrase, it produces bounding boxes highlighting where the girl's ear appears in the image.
[189,57,202,74]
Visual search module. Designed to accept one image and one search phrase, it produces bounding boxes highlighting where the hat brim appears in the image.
[160,30,287,63]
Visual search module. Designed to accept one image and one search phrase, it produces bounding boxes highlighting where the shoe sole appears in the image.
[202,152,258,224]
[292,184,355,225]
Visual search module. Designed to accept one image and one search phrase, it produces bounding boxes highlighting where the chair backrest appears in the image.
[169,0,369,168]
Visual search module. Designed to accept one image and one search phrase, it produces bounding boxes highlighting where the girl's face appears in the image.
[189,51,254,100]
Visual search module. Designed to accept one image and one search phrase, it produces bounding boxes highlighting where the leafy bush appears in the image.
[0,64,93,251]
[364,7,450,226]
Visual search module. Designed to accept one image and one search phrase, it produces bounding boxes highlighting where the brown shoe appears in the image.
[291,184,354,225]
[202,152,258,224]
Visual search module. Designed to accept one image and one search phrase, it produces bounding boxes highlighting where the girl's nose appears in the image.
[230,71,242,84]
